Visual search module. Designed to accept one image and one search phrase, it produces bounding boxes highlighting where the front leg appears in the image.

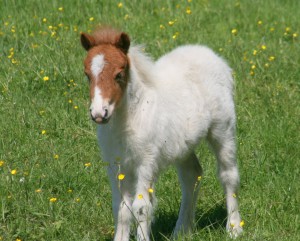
[107,164,134,241]
[132,164,157,241]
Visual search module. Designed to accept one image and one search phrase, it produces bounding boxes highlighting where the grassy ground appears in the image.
[0,0,299,240]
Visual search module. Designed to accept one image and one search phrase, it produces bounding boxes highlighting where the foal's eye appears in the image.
[115,72,124,83]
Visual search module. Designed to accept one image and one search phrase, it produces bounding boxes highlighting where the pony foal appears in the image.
[81,27,242,240]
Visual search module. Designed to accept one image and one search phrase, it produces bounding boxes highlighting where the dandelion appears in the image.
[89,17,94,21]
[118,2,123,8]
[42,18,47,23]
[230,223,235,228]
[84,162,91,167]
[35,189,42,193]
[172,32,179,40]
[74,105,79,109]
[124,14,129,20]
[239,220,245,227]
[257,20,263,25]
[270,27,275,32]
[232,193,237,198]
[11,169,17,175]
[76,198,80,202]
[41,130,46,135]
[285,27,291,33]
[16,238,22,241]
[0,160,4,167]
[250,70,255,76]
[168,21,175,26]
[261,45,267,50]
[186,7,192,14]
[264,63,270,68]
[148,188,154,194]
[43,76,49,81]
[137,194,143,199]
[67,189,73,193]
[268,56,275,61]
[159,24,165,30]
[58,7,63,11]
[49,197,57,203]
[231,28,238,35]
[118,173,125,180]
[253,50,258,55]
[197,176,202,181]
[54,154,59,159]
[251,65,256,70]
[293,33,298,38]
[68,99,72,104]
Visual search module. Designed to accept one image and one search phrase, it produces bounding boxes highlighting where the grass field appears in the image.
[0,0,299,240]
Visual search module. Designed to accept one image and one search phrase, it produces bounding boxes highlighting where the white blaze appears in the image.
[91,54,105,79]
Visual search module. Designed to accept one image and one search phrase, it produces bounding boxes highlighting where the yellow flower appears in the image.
[74,105,79,109]
[172,32,179,39]
[257,20,263,25]
[250,70,255,76]
[148,188,154,193]
[186,7,192,14]
[270,27,275,32]
[49,197,57,203]
[84,162,91,167]
[251,65,256,70]
[118,2,123,8]
[76,198,80,202]
[89,17,94,21]
[197,176,202,181]
[231,29,238,35]
[118,174,125,180]
[261,45,267,50]
[16,239,22,241]
[41,130,46,135]
[265,63,270,68]
[0,160,4,167]
[54,154,59,159]
[43,76,49,81]
[268,56,275,61]
[159,24,165,30]
[230,223,235,228]
[58,7,63,11]
[285,27,291,33]
[232,193,237,198]
[168,21,175,26]
[42,18,47,23]
[137,194,143,199]
[253,50,258,55]
[67,189,73,193]
[239,220,245,227]
[11,169,17,175]
[35,189,42,193]
[293,33,298,38]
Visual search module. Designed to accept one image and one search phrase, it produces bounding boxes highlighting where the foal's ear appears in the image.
[81,33,96,51]
[116,32,130,54]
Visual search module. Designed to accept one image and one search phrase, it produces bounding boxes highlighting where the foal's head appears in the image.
[81,28,130,124]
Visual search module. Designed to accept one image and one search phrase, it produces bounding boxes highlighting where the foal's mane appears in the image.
[90,26,124,46]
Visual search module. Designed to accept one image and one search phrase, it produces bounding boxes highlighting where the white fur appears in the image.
[91,54,105,79]
[97,45,242,240]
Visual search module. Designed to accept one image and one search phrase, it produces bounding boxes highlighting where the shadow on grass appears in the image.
[151,202,227,240]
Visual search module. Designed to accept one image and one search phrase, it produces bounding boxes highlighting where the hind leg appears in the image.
[208,123,243,237]
[173,152,203,238]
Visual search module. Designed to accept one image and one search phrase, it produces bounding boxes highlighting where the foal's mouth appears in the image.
[92,116,110,124]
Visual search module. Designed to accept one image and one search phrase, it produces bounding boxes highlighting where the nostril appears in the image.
[103,108,108,119]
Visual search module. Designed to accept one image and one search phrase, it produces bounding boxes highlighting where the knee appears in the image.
[132,197,153,223]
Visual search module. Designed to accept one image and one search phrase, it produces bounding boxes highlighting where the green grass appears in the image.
[0,0,299,240]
